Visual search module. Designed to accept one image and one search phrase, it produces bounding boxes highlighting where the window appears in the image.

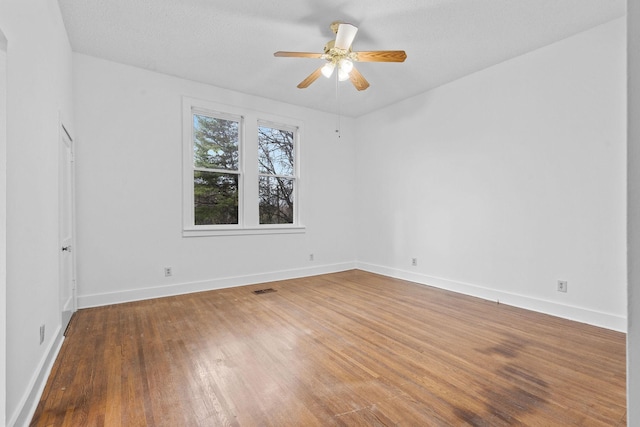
[192,112,241,225]
[183,97,303,236]
[258,123,296,225]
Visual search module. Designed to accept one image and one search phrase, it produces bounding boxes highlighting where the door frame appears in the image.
[59,121,77,332]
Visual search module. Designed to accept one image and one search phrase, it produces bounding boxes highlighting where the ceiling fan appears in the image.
[274,21,407,91]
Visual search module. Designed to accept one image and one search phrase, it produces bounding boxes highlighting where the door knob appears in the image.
[61,246,72,252]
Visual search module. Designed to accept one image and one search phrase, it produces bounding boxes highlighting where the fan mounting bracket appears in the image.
[322,42,356,64]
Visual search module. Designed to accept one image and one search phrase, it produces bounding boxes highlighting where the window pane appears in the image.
[194,171,238,225]
[258,126,293,176]
[193,114,239,170]
[259,176,294,224]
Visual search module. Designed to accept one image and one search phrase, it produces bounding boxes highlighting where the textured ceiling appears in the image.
[57,0,626,117]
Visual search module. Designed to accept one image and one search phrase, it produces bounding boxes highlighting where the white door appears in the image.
[59,124,76,332]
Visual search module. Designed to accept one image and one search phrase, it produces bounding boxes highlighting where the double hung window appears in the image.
[192,112,241,225]
[183,98,303,236]
[258,122,296,225]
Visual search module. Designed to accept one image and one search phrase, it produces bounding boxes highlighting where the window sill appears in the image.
[183,225,306,237]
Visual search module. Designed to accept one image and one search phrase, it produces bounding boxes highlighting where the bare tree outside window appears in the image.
[258,125,295,224]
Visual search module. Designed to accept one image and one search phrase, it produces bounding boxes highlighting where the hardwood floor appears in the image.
[31,270,626,426]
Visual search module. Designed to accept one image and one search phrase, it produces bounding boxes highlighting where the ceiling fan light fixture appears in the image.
[321,62,335,78]
[274,20,406,91]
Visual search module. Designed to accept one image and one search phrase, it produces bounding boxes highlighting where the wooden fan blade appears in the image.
[349,66,370,91]
[297,66,324,89]
[355,50,407,62]
[274,51,324,59]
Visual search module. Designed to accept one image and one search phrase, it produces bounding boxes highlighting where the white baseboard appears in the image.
[9,325,64,427]
[78,262,357,309]
[357,262,627,333]
[77,260,626,332]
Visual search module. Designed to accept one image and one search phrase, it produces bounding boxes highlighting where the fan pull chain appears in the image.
[335,72,341,139]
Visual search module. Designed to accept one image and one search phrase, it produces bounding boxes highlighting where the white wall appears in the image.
[0,0,74,425]
[355,18,627,331]
[628,2,639,425]
[0,25,8,427]
[73,54,357,307]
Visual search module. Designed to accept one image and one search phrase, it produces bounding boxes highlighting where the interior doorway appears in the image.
[59,123,76,332]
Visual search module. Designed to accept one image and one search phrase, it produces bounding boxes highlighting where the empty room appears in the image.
[1,0,640,426]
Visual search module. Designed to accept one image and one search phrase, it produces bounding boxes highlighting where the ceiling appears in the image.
[57,0,626,117]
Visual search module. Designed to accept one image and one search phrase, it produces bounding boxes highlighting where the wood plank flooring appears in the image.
[30,270,626,426]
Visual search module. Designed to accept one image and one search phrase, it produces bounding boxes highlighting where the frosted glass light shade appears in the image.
[339,58,353,73]
[321,62,335,78]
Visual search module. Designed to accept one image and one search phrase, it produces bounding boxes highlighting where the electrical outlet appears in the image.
[557,280,568,293]
[39,324,45,345]
[309,253,314,261]
[411,258,418,266]
[164,267,172,277]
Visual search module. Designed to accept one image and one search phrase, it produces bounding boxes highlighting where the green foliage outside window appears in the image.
[193,114,239,225]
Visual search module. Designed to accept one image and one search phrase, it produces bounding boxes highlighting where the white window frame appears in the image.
[182,97,305,237]
[257,120,299,227]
